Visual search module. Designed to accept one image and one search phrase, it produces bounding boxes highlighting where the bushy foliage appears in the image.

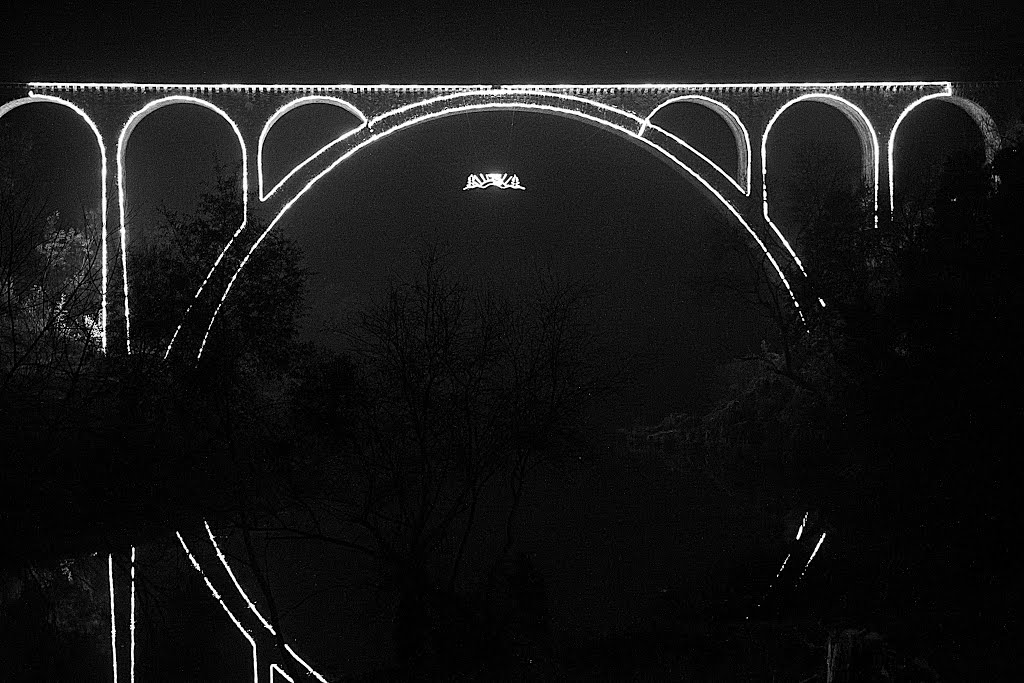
[629,143,1022,679]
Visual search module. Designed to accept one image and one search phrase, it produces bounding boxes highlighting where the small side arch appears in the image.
[117,96,248,354]
[887,92,1000,214]
[642,95,752,195]
[257,96,367,200]
[0,94,110,352]
[762,93,881,272]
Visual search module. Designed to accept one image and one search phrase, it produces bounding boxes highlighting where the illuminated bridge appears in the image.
[1,80,1019,682]
[3,81,1019,362]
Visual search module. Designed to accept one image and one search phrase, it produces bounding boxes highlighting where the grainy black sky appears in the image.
[2,0,1021,83]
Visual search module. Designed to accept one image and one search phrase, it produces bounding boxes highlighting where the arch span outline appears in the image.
[188,89,805,359]
[256,95,367,200]
[761,93,881,273]
[887,90,999,214]
[641,94,752,194]
[116,95,248,355]
[0,94,110,351]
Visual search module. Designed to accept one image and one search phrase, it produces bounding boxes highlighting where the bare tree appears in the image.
[0,137,103,403]
[226,239,613,674]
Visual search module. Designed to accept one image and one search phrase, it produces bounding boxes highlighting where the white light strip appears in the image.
[643,121,747,195]
[752,552,792,615]
[503,81,953,90]
[108,554,117,683]
[796,511,808,541]
[26,81,953,91]
[0,95,110,352]
[798,532,827,582]
[182,527,329,681]
[887,87,954,216]
[271,663,295,682]
[196,97,804,358]
[28,81,491,91]
[641,94,752,194]
[110,95,249,357]
[130,546,136,683]
[176,532,259,683]
[366,87,647,130]
[256,95,367,201]
[285,644,329,683]
[776,553,791,578]
[761,93,881,274]
[205,522,277,634]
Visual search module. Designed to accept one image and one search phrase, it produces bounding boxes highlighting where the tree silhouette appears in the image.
[228,239,612,677]
[630,141,1022,680]
[1,157,310,679]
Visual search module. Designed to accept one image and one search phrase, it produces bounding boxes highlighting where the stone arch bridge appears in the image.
[2,81,1019,362]
[2,78,1021,683]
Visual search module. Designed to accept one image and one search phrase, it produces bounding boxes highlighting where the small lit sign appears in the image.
[463,173,525,190]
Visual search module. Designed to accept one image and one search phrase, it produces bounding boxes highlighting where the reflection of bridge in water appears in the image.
[2,80,1019,681]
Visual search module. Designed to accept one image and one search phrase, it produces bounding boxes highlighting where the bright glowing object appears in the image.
[206,522,276,635]
[284,645,328,683]
[798,532,827,583]
[271,663,295,681]
[108,554,117,683]
[463,173,526,190]
[755,551,792,612]
[130,546,136,682]
[796,511,808,540]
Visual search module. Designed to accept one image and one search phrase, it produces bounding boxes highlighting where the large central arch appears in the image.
[181,88,802,360]
[168,91,806,683]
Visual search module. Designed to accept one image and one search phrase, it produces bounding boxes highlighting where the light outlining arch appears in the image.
[176,531,328,683]
[371,87,647,129]
[257,95,367,200]
[129,546,136,681]
[176,532,259,683]
[108,554,117,683]
[641,94,752,194]
[761,93,881,275]
[206,522,277,635]
[886,87,999,215]
[116,95,247,355]
[193,89,807,360]
[0,94,109,352]
[271,664,295,682]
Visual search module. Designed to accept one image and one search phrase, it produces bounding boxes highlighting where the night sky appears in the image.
[2,0,1022,84]
[1,1,1018,679]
